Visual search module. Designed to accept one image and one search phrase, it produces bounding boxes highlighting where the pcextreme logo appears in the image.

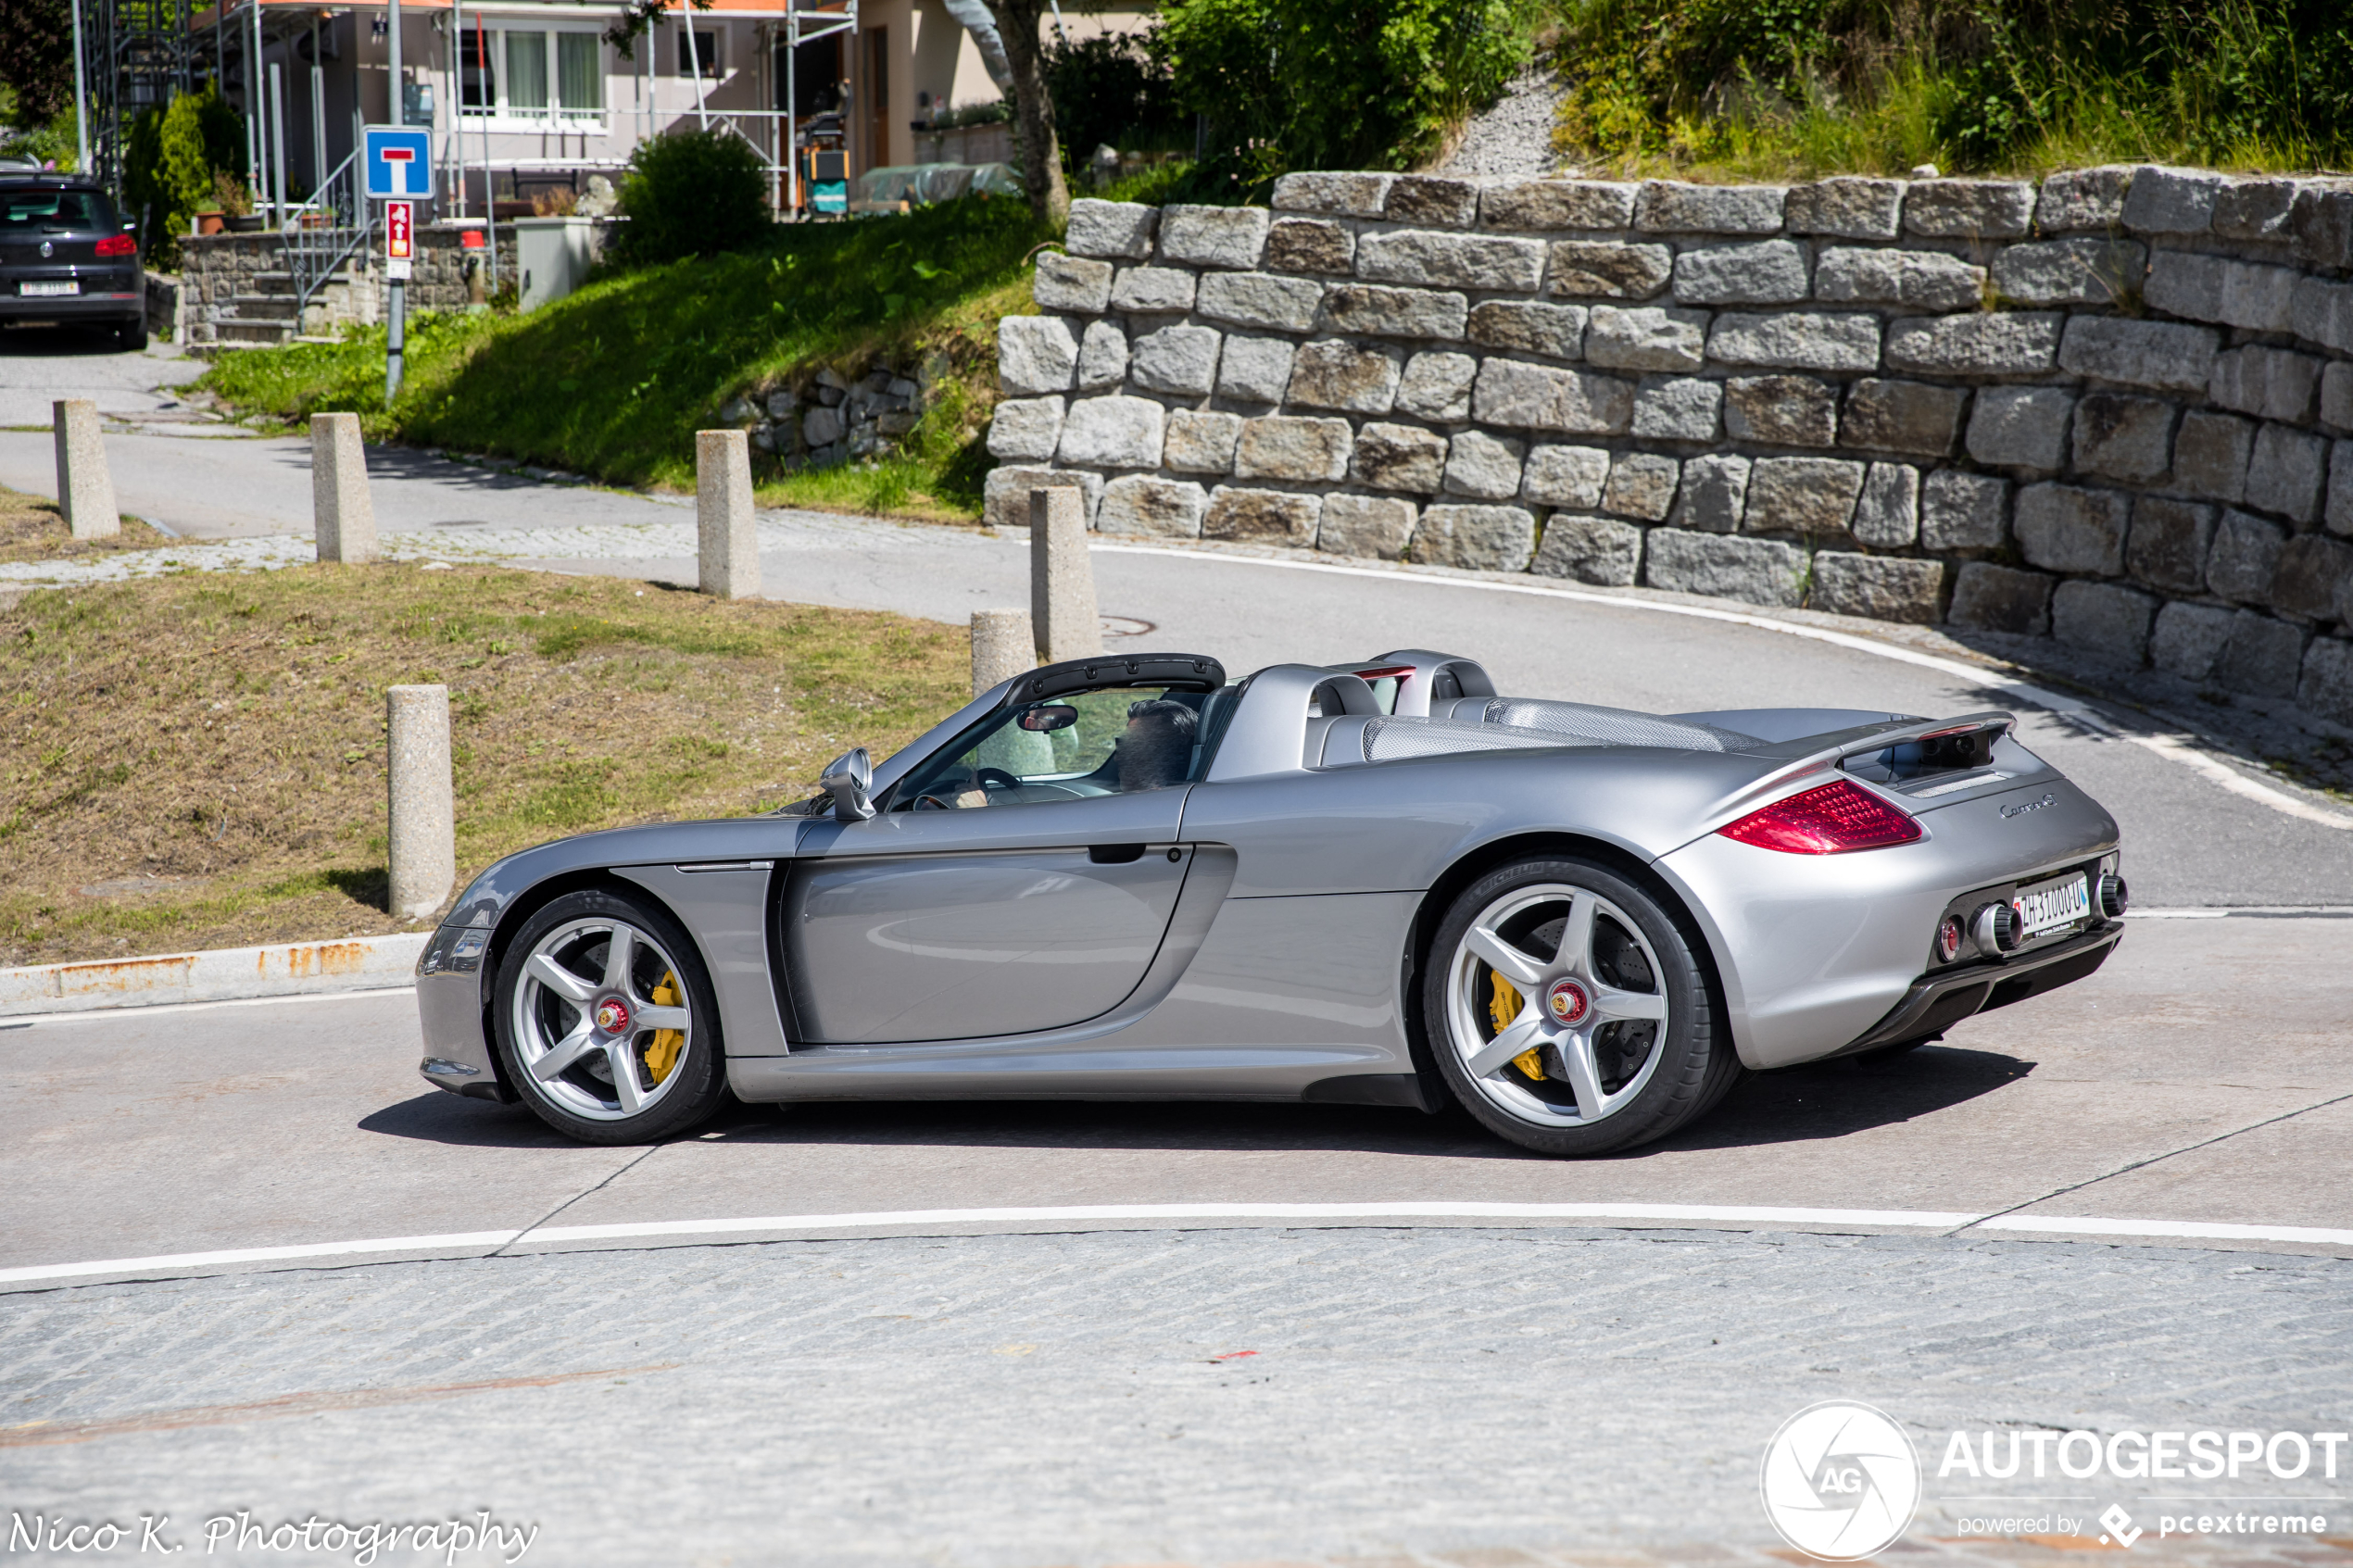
[1760,1401,1923,1561]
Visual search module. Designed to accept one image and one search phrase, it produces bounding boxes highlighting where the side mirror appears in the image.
[1018,704,1078,733]
[818,746,875,822]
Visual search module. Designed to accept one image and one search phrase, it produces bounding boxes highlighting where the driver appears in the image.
[1118,699,1197,792]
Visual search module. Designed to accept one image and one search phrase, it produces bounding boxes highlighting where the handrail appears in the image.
[282,144,374,321]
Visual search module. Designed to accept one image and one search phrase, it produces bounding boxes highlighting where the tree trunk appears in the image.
[987,0,1069,228]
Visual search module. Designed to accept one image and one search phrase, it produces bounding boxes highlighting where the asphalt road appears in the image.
[5,331,2352,1565]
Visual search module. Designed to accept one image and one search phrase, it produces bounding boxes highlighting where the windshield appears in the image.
[0,189,116,231]
[890,684,1207,810]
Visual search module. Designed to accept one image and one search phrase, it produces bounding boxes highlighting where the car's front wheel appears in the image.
[491,888,728,1145]
[1425,857,1739,1156]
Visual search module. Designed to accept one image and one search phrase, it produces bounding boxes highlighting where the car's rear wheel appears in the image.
[116,315,146,352]
[1425,856,1738,1156]
[491,888,728,1145]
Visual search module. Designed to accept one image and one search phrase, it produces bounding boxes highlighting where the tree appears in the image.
[0,0,74,124]
[984,0,1069,227]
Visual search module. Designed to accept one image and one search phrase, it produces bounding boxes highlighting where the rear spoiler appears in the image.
[1707,711,2018,823]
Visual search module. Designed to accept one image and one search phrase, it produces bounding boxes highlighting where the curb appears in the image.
[0,933,429,1017]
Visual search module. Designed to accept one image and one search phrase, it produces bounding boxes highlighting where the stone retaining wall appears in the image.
[179,223,522,345]
[985,168,2353,728]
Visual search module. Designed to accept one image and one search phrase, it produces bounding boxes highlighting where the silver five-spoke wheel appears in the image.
[1444,881,1672,1128]
[511,917,694,1122]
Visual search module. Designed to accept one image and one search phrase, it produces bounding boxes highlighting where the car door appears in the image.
[781,686,1197,1044]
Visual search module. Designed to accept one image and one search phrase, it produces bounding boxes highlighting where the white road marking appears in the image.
[2127,907,2353,920]
[7,1203,2349,1286]
[6,985,417,1025]
[1096,542,2353,832]
[1974,1214,2353,1246]
[0,1231,521,1283]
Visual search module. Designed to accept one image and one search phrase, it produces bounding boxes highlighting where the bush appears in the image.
[1159,0,1536,188]
[123,87,246,266]
[609,129,769,268]
[1554,0,2353,176]
[1043,31,1189,170]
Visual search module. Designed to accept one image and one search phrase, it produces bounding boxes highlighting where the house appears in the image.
[193,0,1154,218]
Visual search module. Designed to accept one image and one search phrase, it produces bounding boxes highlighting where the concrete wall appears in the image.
[986,167,2353,728]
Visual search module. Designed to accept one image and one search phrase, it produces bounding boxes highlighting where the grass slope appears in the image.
[0,562,969,966]
[1551,0,2353,180]
[200,197,1048,519]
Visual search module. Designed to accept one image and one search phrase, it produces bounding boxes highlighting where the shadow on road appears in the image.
[361,1045,2032,1160]
[359,1091,577,1148]
[0,323,134,358]
[1657,1044,2032,1153]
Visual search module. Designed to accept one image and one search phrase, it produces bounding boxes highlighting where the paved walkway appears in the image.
[3,1228,2345,1564]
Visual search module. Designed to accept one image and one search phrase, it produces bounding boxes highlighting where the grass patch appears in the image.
[0,562,970,965]
[197,198,1049,519]
[0,484,174,565]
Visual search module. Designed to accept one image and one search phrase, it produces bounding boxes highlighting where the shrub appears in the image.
[1554,0,2353,176]
[122,87,246,265]
[1160,0,1537,187]
[609,129,768,268]
[1043,31,1189,169]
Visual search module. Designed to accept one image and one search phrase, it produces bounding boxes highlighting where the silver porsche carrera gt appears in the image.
[413,648,2125,1156]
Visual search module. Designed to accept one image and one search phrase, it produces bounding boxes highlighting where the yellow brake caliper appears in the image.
[644,971,685,1085]
[1488,972,1544,1081]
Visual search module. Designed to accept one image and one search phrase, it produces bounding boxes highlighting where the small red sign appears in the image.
[385,200,414,260]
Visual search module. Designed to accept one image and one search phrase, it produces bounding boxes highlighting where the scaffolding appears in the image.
[80,0,197,208]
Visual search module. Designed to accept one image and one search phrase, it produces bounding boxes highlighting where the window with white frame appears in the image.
[459,22,605,123]
[676,26,721,78]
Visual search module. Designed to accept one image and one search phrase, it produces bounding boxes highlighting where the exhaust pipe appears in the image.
[1972,900,2021,954]
[2098,871,2129,919]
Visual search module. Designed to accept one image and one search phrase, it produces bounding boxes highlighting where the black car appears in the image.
[0,172,146,349]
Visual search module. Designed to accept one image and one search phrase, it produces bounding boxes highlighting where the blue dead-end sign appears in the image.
[363,125,434,200]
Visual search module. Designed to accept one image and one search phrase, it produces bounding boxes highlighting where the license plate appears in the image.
[20,280,78,297]
[2014,872,2090,937]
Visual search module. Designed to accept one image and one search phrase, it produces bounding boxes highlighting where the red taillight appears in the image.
[1718,778,1923,854]
[95,232,137,257]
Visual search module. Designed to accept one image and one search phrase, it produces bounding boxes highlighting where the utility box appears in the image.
[512,215,597,311]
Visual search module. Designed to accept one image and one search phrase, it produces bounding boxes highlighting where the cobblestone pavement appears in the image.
[5,1228,2347,1565]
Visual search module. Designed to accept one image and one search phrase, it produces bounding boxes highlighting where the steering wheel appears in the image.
[975,766,1022,791]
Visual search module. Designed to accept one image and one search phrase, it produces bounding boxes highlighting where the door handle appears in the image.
[1088,844,1147,864]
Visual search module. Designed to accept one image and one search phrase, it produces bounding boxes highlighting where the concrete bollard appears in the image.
[697,429,760,598]
[971,608,1036,695]
[1030,487,1101,664]
[52,400,119,540]
[386,684,456,922]
[310,412,379,563]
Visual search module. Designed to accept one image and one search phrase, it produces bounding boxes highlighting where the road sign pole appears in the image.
[386,0,406,403]
[385,272,406,402]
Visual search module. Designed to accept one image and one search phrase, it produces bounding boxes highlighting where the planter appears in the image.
[195,210,225,236]
[225,214,266,233]
[296,211,331,231]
